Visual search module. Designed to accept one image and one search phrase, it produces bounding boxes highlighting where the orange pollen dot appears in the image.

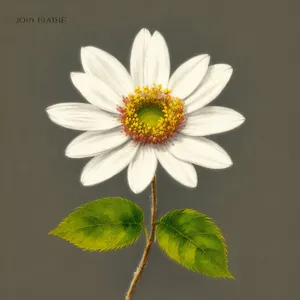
[117,84,185,144]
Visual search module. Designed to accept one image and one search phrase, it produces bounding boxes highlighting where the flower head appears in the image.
[46,28,245,194]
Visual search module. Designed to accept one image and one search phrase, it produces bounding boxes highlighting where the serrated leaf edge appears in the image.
[49,197,145,252]
[156,208,234,279]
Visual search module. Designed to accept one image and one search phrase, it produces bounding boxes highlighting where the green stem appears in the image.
[143,226,149,242]
[125,176,158,300]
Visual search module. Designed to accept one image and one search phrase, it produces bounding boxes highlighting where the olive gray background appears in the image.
[1,0,299,299]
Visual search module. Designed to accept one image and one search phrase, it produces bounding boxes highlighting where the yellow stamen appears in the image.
[118,84,185,144]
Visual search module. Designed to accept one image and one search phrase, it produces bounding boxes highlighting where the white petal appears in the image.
[185,64,233,113]
[144,31,170,87]
[46,103,120,131]
[155,145,197,188]
[169,135,232,169]
[168,54,210,99]
[130,28,151,87]
[81,46,134,96]
[127,146,157,194]
[71,72,122,113]
[182,106,245,136]
[81,141,139,186]
[66,129,128,158]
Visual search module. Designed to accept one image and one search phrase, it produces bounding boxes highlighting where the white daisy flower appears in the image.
[46,28,245,194]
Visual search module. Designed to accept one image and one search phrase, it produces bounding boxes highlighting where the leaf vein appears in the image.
[159,221,226,271]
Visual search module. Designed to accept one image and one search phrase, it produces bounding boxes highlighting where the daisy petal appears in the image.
[81,46,134,96]
[46,103,120,131]
[130,28,151,87]
[185,64,233,113]
[182,106,245,136]
[144,31,170,87]
[81,141,139,186]
[66,129,128,158]
[71,72,122,113]
[127,146,157,194]
[169,135,232,169]
[168,54,210,99]
[155,145,197,188]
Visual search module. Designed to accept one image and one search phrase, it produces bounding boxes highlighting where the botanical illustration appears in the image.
[46,28,245,299]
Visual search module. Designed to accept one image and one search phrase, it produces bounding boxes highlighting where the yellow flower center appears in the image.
[117,84,185,144]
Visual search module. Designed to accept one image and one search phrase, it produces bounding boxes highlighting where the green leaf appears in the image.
[156,209,234,278]
[49,197,144,251]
